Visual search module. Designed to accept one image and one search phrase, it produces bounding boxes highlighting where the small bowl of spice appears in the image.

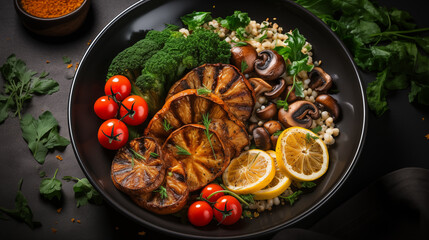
[14,0,91,37]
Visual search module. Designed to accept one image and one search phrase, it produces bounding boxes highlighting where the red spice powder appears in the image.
[21,0,84,18]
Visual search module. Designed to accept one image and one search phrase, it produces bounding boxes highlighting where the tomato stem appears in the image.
[207,190,250,206]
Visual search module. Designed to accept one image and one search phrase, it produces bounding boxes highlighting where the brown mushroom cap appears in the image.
[281,85,301,103]
[230,45,258,74]
[254,50,286,81]
[263,120,282,135]
[256,102,277,120]
[270,135,279,148]
[253,127,271,150]
[249,77,272,96]
[309,67,332,92]
[265,78,287,100]
[278,100,320,129]
[248,123,258,133]
[315,94,341,121]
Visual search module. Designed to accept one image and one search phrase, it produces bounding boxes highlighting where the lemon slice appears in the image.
[253,150,292,200]
[222,149,275,194]
[276,127,329,181]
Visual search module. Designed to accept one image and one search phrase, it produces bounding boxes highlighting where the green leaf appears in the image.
[366,69,389,116]
[280,190,303,206]
[287,56,314,76]
[0,179,41,229]
[284,29,307,62]
[273,130,283,136]
[220,11,250,31]
[72,178,103,207]
[62,56,72,64]
[181,11,212,30]
[175,145,191,156]
[311,125,322,134]
[20,111,70,164]
[235,27,248,41]
[39,168,62,201]
[385,74,409,90]
[241,60,248,73]
[30,78,59,95]
[234,42,248,47]
[0,97,14,123]
[294,81,305,98]
[415,37,429,54]
[153,186,168,199]
[238,194,255,204]
[388,8,416,30]
[409,81,429,105]
[39,171,46,178]
[300,181,317,188]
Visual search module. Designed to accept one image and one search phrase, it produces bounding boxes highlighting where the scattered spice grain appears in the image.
[56,208,62,213]
[51,228,57,233]
[56,155,63,161]
[21,0,85,18]
[67,64,73,69]
[70,218,75,222]
[425,134,429,140]
[138,231,146,236]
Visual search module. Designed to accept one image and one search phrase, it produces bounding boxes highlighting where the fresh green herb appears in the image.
[300,181,317,188]
[279,190,303,206]
[220,11,251,31]
[235,27,248,41]
[130,148,146,160]
[167,171,173,177]
[242,210,252,218]
[153,186,168,199]
[163,119,173,132]
[39,168,62,201]
[241,60,248,73]
[239,193,255,204]
[294,0,429,116]
[311,125,322,134]
[175,145,191,156]
[62,176,103,207]
[0,179,41,229]
[39,170,46,178]
[62,56,72,64]
[181,11,212,30]
[234,41,248,46]
[0,55,59,123]
[202,113,217,160]
[273,130,283,136]
[197,85,211,95]
[20,111,70,164]
[164,23,181,31]
[131,156,135,168]
[305,133,319,143]
[150,152,159,158]
[257,32,268,43]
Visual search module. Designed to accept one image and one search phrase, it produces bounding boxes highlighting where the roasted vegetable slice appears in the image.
[167,63,255,122]
[144,89,249,157]
[111,137,165,195]
[131,160,189,215]
[162,124,230,192]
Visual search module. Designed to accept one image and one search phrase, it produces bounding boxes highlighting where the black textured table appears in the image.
[1,0,428,240]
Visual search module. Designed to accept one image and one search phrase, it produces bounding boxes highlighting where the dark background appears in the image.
[0,0,428,239]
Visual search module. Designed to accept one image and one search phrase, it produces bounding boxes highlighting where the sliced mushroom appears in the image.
[254,50,286,81]
[263,120,282,135]
[309,67,332,92]
[230,45,258,74]
[315,94,341,121]
[281,85,301,103]
[253,127,271,150]
[265,78,286,100]
[256,102,277,120]
[248,123,258,133]
[270,135,279,148]
[249,77,272,96]
[278,100,320,129]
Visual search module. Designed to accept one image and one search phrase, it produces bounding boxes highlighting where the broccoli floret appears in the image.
[134,29,231,115]
[105,29,178,81]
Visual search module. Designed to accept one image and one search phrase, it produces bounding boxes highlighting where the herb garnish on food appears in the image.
[202,113,217,160]
[0,179,41,229]
[153,186,168,199]
[175,145,191,156]
[0,55,59,123]
[20,111,70,164]
[295,0,429,115]
[279,190,303,206]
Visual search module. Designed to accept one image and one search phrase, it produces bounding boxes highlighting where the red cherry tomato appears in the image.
[188,201,213,227]
[201,184,224,203]
[94,96,118,120]
[119,95,149,126]
[105,75,131,101]
[97,119,129,150]
[213,196,242,225]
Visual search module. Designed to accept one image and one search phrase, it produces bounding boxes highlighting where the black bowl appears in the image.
[68,0,367,239]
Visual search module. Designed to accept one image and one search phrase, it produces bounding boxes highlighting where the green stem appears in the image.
[207,190,250,206]
[370,27,429,37]
[52,168,58,179]
[283,75,297,110]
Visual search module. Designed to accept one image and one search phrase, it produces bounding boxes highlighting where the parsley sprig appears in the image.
[62,176,103,207]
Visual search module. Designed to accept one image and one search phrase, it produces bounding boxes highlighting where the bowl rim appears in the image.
[67,0,368,239]
[15,0,89,20]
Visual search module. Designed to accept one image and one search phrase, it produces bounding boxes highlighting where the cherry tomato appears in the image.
[188,201,213,227]
[94,96,118,120]
[119,95,149,126]
[213,196,242,225]
[97,119,129,150]
[201,184,224,203]
[105,75,131,101]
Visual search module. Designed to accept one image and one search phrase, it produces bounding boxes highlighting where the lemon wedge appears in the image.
[222,149,275,194]
[276,127,329,181]
[253,150,292,200]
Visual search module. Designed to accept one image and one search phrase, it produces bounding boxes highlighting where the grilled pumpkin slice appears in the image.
[131,160,189,215]
[162,124,230,192]
[167,63,255,122]
[111,137,165,195]
[144,89,249,158]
